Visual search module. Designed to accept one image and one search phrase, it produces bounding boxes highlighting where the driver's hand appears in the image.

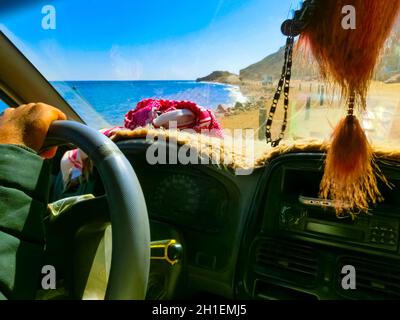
[0,102,67,158]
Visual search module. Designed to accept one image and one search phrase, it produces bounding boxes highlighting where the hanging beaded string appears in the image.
[265,0,318,147]
[265,36,294,147]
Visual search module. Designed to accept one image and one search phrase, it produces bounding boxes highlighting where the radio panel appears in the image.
[279,201,399,251]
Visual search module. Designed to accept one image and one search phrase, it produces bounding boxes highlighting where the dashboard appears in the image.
[116,140,259,299]
[50,141,400,300]
[237,153,400,300]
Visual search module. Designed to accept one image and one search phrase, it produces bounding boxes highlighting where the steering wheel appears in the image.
[46,120,150,300]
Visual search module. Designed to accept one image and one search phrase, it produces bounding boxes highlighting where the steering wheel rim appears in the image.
[46,120,150,300]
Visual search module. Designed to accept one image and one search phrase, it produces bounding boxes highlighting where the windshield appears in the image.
[1,0,399,144]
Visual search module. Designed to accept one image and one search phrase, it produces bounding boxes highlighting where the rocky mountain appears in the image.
[239,45,319,81]
[239,46,286,81]
[376,21,400,82]
[196,71,241,85]
[239,23,400,83]
[197,22,400,85]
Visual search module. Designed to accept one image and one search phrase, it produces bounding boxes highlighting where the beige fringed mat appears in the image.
[107,127,400,172]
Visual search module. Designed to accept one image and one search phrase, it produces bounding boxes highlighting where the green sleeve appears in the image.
[0,144,51,300]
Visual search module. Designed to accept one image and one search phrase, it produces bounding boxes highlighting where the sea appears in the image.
[52,80,247,128]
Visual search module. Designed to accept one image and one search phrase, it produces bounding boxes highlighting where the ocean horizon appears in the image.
[52,80,247,128]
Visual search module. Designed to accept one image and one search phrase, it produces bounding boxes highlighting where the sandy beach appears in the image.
[218,80,400,144]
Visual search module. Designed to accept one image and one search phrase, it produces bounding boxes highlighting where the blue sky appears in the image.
[1,0,297,80]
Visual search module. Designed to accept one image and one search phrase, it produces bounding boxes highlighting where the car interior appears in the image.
[1,3,400,301]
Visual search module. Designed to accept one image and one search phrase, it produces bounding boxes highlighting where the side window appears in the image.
[0,99,9,113]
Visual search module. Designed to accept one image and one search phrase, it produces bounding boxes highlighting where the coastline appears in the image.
[196,80,250,107]
[206,79,269,118]
[216,80,269,133]
[215,79,400,144]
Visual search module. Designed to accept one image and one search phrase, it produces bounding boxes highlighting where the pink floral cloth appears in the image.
[60,99,223,188]
[124,98,223,136]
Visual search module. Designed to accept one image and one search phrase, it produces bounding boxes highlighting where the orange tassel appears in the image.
[300,0,400,107]
[299,0,400,215]
[320,113,383,217]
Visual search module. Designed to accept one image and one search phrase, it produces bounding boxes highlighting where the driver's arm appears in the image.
[0,103,66,299]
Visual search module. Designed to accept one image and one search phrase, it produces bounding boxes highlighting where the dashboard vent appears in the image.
[254,238,318,286]
[337,257,400,299]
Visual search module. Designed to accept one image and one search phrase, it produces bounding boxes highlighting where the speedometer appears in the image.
[151,173,201,218]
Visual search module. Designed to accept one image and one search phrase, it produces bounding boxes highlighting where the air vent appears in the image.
[337,257,400,299]
[254,238,318,286]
